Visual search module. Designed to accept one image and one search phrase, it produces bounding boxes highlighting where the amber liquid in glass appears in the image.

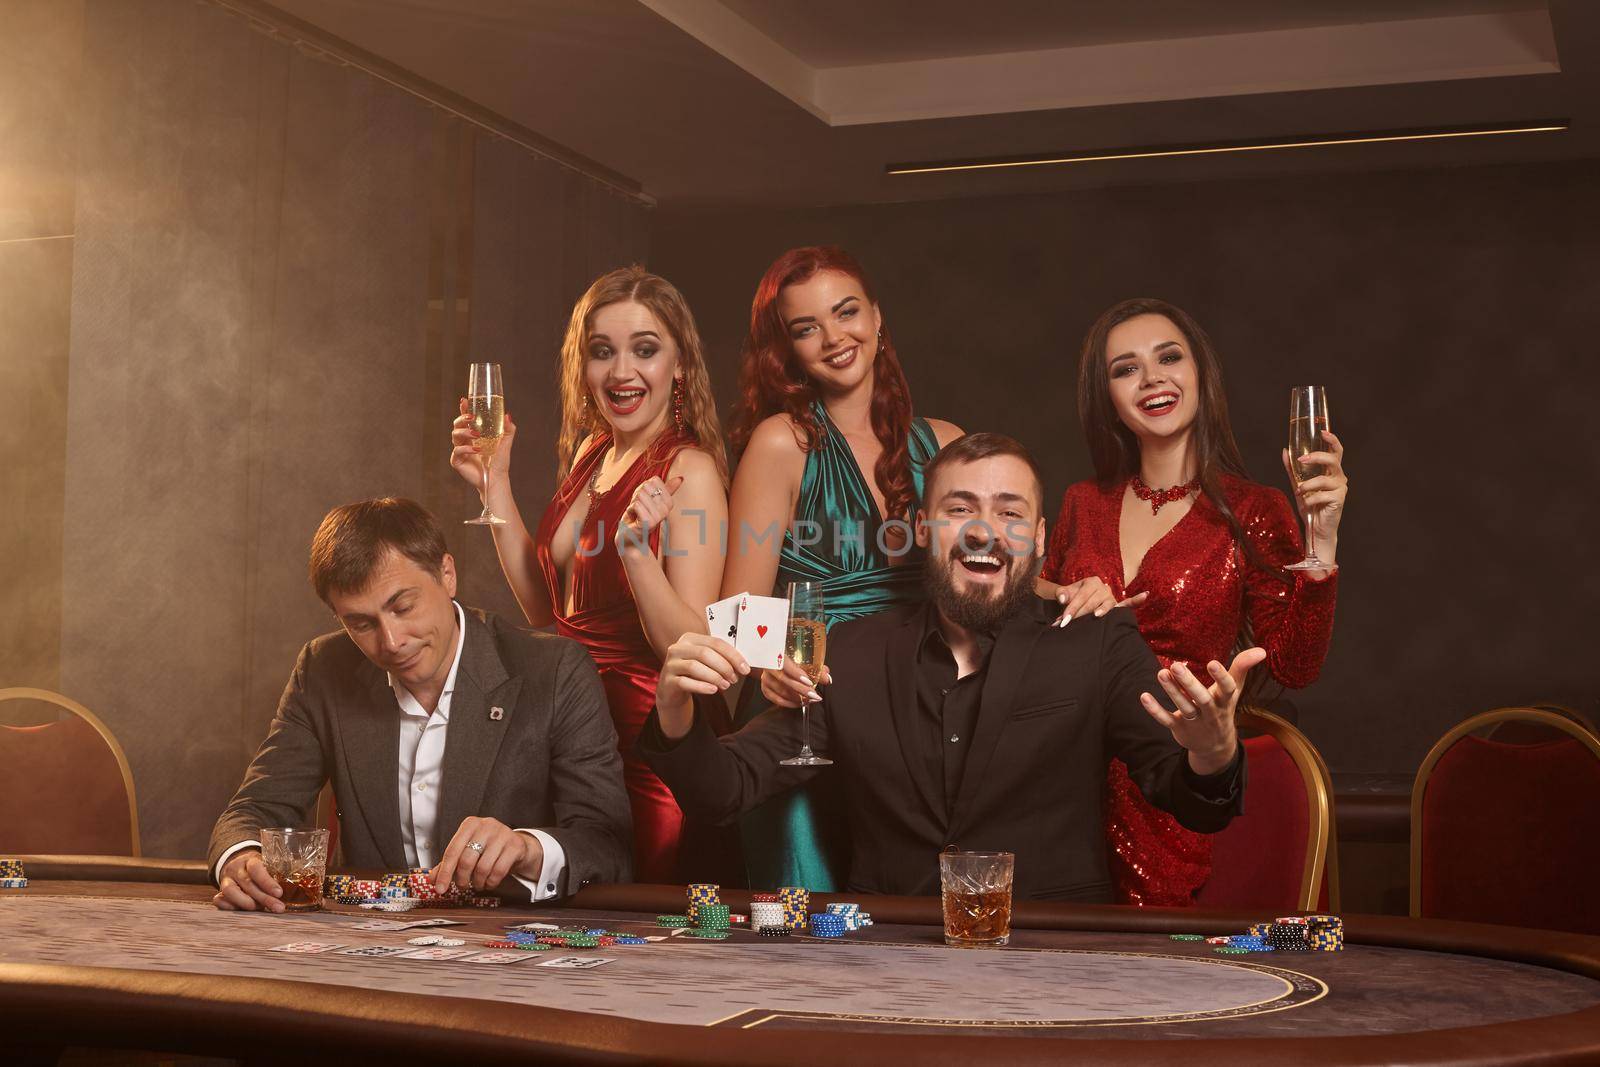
[273,868,325,912]
[941,886,1012,944]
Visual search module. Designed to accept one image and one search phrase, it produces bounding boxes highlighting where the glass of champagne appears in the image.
[779,581,831,767]
[464,362,507,526]
[1286,385,1331,570]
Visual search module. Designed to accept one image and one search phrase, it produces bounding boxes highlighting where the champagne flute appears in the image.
[1286,385,1331,570]
[779,581,831,767]
[464,362,507,526]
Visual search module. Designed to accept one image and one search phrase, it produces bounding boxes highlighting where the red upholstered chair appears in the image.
[1485,702,1596,745]
[1411,707,1600,935]
[0,688,141,856]
[1195,707,1339,912]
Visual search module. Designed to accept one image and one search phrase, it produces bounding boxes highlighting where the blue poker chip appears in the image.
[584,928,607,936]
[613,935,649,945]
[0,878,28,889]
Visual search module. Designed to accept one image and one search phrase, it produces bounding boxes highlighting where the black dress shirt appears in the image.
[914,610,996,818]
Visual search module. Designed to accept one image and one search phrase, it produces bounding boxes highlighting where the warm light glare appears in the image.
[888,124,1569,176]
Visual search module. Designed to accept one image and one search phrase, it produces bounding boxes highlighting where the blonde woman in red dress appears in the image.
[450,267,728,883]
[1037,297,1349,906]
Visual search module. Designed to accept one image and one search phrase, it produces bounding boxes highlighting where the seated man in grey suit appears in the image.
[210,498,631,911]
[641,434,1259,901]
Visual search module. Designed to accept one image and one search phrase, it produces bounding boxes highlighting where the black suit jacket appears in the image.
[640,599,1243,902]
[209,607,633,897]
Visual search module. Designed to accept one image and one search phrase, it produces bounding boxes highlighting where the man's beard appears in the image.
[924,546,1038,633]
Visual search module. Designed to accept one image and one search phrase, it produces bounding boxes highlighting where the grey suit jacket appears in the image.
[208,607,632,897]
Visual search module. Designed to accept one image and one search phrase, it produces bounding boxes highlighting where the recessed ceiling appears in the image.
[718,0,1545,68]
[247,0,1597,209]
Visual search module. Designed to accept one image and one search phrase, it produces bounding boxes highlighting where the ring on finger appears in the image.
[467,840,486,853]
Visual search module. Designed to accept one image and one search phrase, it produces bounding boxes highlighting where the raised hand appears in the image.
[656,632,749,737]
[1281,429,1348,549]
[615,474,683,559]
[1139,647,1266,775]
[760,657,834,709]
[450,396,518,492]
[1051,576,1149,628]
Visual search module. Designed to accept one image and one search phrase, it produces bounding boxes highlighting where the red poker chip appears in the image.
[484,940,517,948]
[751,893,781,902]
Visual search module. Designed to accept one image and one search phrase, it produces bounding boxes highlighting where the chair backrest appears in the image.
[1411,707,1600,934]
[0,687,141,856]
[1485,703,1597,745]
[1195,707,1337,912]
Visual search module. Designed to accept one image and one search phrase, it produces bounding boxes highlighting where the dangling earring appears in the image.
[672,375,686,434]
[877,326,885,352]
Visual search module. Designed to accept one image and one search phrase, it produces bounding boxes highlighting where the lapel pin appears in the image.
[489,706,504,721]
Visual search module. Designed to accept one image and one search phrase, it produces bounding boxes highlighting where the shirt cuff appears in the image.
[511,828,567,900]
[214,839,263,886]
[1182,747,1243,802]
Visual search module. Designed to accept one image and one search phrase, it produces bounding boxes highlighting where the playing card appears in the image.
[538,955,616,969]
[463,951,533,965]
[392,918,466,929]
[735,594,788,670]
[334,945,414,958]
[705,594,741,645]
[397,946,480,961]
[346,919,407,931]
[268,941,343,954]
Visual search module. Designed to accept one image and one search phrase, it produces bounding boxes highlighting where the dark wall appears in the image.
[2,0,648,858]
[652,159,1600,777]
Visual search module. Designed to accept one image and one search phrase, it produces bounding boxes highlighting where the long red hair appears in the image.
[729,246,918,523]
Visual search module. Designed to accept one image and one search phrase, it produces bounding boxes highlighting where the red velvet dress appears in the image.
[1041,474,1338,906]
[534,430,695,883]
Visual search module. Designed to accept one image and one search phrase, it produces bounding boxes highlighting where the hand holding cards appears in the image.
[704,593,788,670]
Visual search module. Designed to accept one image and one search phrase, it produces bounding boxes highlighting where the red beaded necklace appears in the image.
[1130,474,1199,515]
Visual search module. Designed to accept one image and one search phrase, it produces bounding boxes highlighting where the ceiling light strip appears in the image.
[888,123,1569,176]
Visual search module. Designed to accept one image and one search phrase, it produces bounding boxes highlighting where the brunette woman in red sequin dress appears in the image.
[449,267,729,883]
[1036,297,1350,906]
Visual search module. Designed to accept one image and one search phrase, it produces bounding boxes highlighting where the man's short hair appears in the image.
[308,498,447,603]
[922,432,1045,513]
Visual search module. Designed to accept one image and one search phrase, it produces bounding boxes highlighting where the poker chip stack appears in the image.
[1248,922,1273,938]
[380,872,409,892]
[0,858,26,890]
[825,902,862,931]
[324,874,357,898]
[686,883,720,924]
[807,912,848,938]
[688,903,731,939]
[779,887,810,931]
[749,898,785,931]
[1306,915,1345,952]
[1268,916,1310,952]
[349,878,382,900]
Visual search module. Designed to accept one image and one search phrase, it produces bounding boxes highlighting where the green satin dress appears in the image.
[734,402,940,891]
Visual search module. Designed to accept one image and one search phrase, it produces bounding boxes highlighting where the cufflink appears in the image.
[489,706,504,721]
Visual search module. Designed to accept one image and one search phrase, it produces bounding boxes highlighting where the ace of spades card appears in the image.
[704,593,788,669]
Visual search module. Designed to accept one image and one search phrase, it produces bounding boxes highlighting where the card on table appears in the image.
[335,945,414,958]
[538,955,616,969]
[269,942,343,954]
[463,951,534,966]
[397,946,480,961]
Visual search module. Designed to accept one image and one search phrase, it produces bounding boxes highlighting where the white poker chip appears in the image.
[407,934,443,946]
[435,937,466,947]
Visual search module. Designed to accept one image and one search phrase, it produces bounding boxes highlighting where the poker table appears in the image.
[4,857,1600,1065]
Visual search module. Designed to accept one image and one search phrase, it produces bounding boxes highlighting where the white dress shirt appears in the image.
[216,601,567,899]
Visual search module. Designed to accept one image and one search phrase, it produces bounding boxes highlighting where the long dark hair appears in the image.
[728,246,919,524]
[1077,297,1268,574]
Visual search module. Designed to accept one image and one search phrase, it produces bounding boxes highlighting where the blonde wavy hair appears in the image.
[557,266,728,485]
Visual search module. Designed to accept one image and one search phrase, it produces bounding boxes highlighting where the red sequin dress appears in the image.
[1041,474,1338,906]
[534,430,696,883]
